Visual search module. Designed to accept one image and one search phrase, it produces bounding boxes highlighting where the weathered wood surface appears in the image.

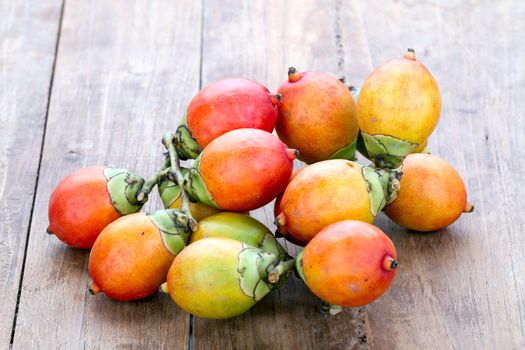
[10,1,201,348]
[342,1,525,349]
[0,0,62,347]
[2,0,524,349]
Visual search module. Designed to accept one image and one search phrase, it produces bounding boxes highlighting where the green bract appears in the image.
[182,155,218,208]
[148,209,193,255]
[360,132,418,168]
[238,244,295,301]
[174,113,201,160]
[104,167,145,215]
[329,138,357,161]
[361,165,402,216]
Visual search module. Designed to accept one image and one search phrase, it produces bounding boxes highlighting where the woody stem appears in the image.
[162,132,197,230]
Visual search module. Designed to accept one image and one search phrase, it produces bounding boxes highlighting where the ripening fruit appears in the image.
[384,153,473,231]
[276,68,359,163]
[88,209,192,301]
[175,77,280,159]
[184,129,296,212]
[47,166,145,249]
[297,220,398,307]
[357,49,441,168]
[163,238,294,319]
[275,159,400,246]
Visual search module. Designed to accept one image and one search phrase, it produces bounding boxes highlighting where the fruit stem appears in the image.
[136,168,170,203]
[267,259,295,284]
[162,132,198,231]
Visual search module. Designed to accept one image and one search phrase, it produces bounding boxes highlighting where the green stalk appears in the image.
[267,259,296,284]
[162,132,198,231]
[136,167,170,203]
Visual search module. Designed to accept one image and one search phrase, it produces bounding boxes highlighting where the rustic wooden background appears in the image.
[1,0,523,349]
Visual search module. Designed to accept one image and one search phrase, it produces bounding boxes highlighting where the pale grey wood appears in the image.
[193,1,366,349]
[342,1,525,348]
[0,0,63,346]
[12,1,202,348]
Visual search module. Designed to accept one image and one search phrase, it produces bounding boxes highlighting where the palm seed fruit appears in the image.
[296,220,397,312]
[357,49,441,168]
[276,68,359,163]
[183,128,296,212]
[88,209,192,301]
[174,77,280,159]
[275,159,401,246]
[384,153,473,231]
[163,237,294,319]
[48,166,147,249]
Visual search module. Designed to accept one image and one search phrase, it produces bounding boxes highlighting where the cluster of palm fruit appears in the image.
[48,49,472,319]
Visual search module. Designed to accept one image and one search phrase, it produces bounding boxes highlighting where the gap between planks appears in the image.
[8,0,66,348]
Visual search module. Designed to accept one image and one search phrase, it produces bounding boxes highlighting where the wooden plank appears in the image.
[0,0,63,347]
[11,1,202,348]
[342,1,525,348]
[192,1,367,349]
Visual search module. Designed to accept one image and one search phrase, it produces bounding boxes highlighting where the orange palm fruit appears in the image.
[384,153,473,231]
[47,166,146,249]
[357,49,441,168]
[275,159,401,246]
[183,129,296,212]
[296,220,398,310]
[276,68,359,163]
[88,209,192,301]
[174,77,280,159]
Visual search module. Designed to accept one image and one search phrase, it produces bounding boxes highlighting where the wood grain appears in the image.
[342,1,525,348]
[11,1,202,348]
[192,1,366,349]
[0,0,62,346]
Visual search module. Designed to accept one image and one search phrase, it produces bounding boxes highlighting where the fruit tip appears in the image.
[274,213,286,228]
[88,282,101,295]
[287,67,302,82]
[269,93,282,105]
[46,226,54,235]
[464,201,474,213]
[159,282,169,294]
[404,48,416,60]
[285,148,299,161]
[383,256,398,271]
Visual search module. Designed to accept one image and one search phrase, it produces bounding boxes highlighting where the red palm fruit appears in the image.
[89,209,192,301]
[184,129,296,212]
[296,220,398,308]
[175,78,280,159]
[384,153,473,231]
[47,166,145,249]
[276,68,359,164]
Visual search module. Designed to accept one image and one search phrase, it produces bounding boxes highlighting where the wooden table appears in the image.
[2,1,524,349]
